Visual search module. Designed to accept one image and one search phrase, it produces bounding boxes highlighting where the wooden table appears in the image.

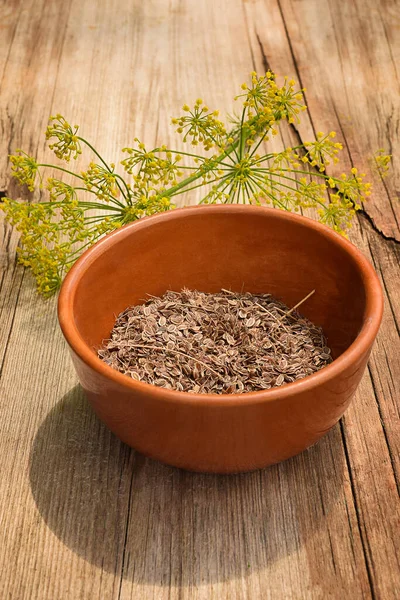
[1,1,399,598]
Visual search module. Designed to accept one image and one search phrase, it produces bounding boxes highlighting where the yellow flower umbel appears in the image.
[121,142,183,186]
[9,151,39,191]
[81,162,119,201]
[2,198,69,296]
[374,149,392,178]
[2,71,372,296]
[237,72,306,123]
[301,132,343,172]
[172,99,227,150]
[46,115,82,161]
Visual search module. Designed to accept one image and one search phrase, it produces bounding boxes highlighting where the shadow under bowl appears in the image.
[58,205,383,473]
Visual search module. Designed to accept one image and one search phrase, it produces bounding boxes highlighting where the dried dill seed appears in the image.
[98,288,333,394]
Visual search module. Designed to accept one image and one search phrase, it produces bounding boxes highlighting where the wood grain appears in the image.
[0,0,399,598]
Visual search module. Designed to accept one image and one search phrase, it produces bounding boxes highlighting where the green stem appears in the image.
[47,199,122,212]
[272,167,336,182]
[65,239,98,263]
[249,129,273,159]
[83,212,117,221]
[153,148,208,160]
[246,178,264,205]
[170,174,231,197]
[239,107,247,159]
[151,147,239,169]
[265,176,330,212]
[251,171,330,214]
[248,175,289,211]
[39,164,85,180]
[73,187,125,209]
[252,146,304,164]
[225,181,237,204]
[243,180,254,203]
[198,177,231,204]
[78,136,131,203]
[77,137,111,171]
[160,140,240,199]
[65,220,121,264]
[217,179,233,202]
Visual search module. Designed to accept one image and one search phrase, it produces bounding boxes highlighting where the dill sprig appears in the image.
[2,71,380,297]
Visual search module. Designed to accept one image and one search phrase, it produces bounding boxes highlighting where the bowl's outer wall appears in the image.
[69,347,371,473]
[59,207,383,473]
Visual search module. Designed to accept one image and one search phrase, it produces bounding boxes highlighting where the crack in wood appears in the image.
[358,208,400,245]
[367,364,400,495]
[242,2,257,72]
[0,271,25,380]
[339,421,377,600]
[255,32,271,73]
[117,451,135,599]
[330,92,400,244]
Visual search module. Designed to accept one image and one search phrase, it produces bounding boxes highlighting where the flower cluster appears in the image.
[374,149,392,178]
[1,71,375,296]
[46,115,82,161]
[9,151,39,191]
[301,132,343,171]
[2,198,72,296]
[122,142,184,187]
[335,168,371,208]
[81,162,119,201]
[237,71,306,123]
[172,99,227,150]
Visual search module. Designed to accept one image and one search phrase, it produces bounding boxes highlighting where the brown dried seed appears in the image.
[245,317,256,328]
[171,315,184,325]
[99,288,331,395]
[224,333,235,345]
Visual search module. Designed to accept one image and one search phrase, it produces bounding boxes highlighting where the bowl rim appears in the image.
[58,205,383,407]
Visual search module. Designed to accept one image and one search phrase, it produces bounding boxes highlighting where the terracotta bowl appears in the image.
[58,206,383,473]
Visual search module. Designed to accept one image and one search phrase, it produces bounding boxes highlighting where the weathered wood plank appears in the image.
[0,0,399,599]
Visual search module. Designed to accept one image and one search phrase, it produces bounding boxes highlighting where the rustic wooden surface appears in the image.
[0,1,399,598]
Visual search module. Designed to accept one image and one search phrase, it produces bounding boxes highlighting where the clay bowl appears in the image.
[58,205,383,473]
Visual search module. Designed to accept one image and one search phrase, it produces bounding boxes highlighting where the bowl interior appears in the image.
[69,208,369,362]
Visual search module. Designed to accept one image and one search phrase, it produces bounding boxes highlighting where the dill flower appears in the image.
[81,162,119,201]
[9,151,39,191]
[336,169,371,207]
[374,149,392,178]
[302,132,343,171]
[236,72,306,123]
[318,194,356,234]
[172,99,226,150]
[46,114,82,161]
[122,142,183,186]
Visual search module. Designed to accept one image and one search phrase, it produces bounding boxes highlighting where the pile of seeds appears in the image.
[98,288,332,394]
